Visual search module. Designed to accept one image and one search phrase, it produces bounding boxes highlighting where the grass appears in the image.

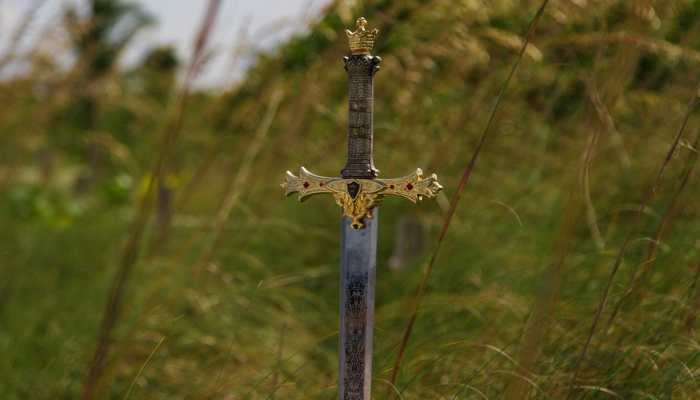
[1,0,700,399]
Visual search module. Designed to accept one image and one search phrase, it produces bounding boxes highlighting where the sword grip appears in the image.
[342,55,381,179]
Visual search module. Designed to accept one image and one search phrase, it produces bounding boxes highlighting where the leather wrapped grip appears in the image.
[341,55,381,179]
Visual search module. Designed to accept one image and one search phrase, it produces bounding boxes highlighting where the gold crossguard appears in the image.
[282,167,443,229]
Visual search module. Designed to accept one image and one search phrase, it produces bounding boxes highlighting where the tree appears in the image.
[62,0,154,191]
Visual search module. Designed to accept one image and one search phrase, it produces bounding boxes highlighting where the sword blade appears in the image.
[338,211,378,400]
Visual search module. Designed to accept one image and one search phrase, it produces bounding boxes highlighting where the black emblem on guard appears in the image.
[347,182,361,199]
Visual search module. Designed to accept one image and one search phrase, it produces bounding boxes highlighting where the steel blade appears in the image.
[338,211,378,400]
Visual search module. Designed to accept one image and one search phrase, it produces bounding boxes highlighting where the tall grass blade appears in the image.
[80,2,221,398]
[387,0,550,392]
[193,88,283,274]
[122,336,165,400]
[567,82,699,398]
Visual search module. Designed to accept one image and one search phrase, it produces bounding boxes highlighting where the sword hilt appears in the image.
[281,17,443,230]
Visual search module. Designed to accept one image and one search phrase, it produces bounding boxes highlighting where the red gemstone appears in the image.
[319,182,324,187]
[406,183,414,190]
[303,181,310,188]
[389,184,395,189]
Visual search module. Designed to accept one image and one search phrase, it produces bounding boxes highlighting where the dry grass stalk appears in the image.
[567,82,699,398]
[637,128,700,288]
[504,78,604,399]
[81,2,222,398]
[387,0,551,393]
[175,20,254,211]
[549,32,700,65]
[584,87,610,251]
[682,259,700,334]
[152,0,223,250]
[604,126,700,333]
[193,88,284,275]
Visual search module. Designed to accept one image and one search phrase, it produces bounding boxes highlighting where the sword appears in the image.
[282,17,442,399]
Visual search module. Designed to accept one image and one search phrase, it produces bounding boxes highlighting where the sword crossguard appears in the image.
[281,167,442,229]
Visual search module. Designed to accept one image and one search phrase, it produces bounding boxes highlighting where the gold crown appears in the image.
[345,17,378,55]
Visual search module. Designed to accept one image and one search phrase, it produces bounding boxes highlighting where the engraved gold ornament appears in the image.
[281,167,443,229]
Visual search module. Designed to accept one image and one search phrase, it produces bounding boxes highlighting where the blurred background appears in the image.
[1,0,700,398]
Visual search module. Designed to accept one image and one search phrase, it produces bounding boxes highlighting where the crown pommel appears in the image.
[346,17,378,55]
